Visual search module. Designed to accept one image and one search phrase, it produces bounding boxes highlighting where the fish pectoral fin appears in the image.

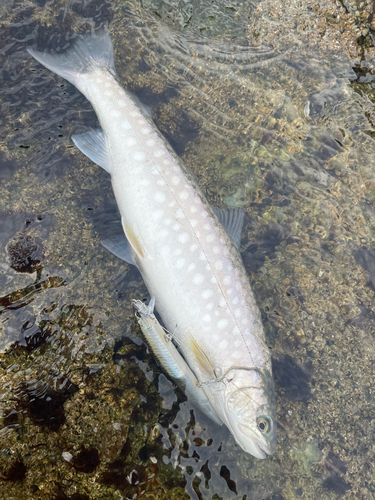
[212,206,245,251]
[101,233,136,266]
[191,337,216,381]
[72,128,111,173]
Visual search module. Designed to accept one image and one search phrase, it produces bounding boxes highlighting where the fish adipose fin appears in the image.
[101,234,136,266]
[127,91,153,119]
[72,129,111,173]
[27,29,115,98]
[212,207,245,250]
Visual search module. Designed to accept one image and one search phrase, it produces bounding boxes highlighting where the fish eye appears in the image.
[257,416,272,433]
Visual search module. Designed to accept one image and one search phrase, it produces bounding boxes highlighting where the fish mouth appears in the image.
[237,423,269,459]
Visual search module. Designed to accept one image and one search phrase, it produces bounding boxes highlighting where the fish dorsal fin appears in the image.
[101,233,136,266]
[72,129,111,173]
[191,337,216,381]
[212,207,245,250]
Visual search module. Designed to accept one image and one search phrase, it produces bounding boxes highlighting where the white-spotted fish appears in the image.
[27,29,276,459]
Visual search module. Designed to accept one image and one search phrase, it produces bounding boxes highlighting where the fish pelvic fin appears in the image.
[122,218,145,260]
[27,28,116,97]
[191,338,216,381]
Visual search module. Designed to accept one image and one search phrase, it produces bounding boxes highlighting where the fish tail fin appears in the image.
[27,29,115,95]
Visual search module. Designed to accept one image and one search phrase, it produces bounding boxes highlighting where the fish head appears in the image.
[211,367,276,459]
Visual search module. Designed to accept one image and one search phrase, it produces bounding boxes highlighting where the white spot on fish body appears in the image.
[205,302,214,310]
[176,258,185,269]
[124,137,137,147]
[190,219,198,227]
[178,233,189,244]
[140,179,150,186]
[187,263,196,272]
[154,150,163,158]
[110,110,121,118]
[203,314,211,322]
[130,110,141,117]
[118,100,126,107]
[172,176,180,185]
[152,209,164,221]
[210,276,217,284]
[217,318,228,329]
[179,191,189,200]
[219,339,229,349]
[146,139,155,146]
[235,309,241,317]
[168,200,176,208]
[219,297,226,307]
[134,152,146,161]
[206,235,214,243]
[175,208,184,219]
[213,246,220,254]
[157,179,166,186]
[174,248,182,255]
[164,218,172,226]
[215,260,223,270]
[231,351,242,359]
[159,229,169,239]
[189,244,198,253]
[223,276,231,285]
[154,192,166,203]
[198,251,206,261]
[121,120,132,130]
[202,289,213,299]
[104,90,113,96]
[173,223,181,232]
[190,206,197,214]
[163,159,170,165]
[193,274,204,285]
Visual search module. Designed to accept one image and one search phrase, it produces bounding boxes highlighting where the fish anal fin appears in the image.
[72,129,111,173]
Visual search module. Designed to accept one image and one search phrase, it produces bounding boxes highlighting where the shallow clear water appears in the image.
[1,0,375,498]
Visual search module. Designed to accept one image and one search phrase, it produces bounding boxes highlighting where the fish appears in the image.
[27,29,277,459]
